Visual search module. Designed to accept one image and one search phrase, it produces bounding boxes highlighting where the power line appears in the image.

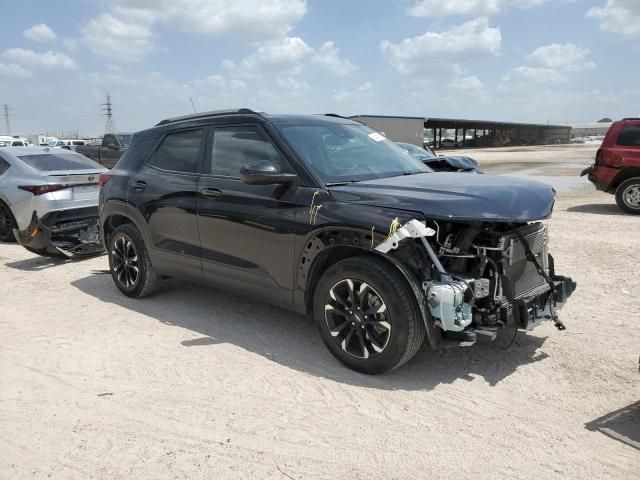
[3,104,10,134]
[101,93,116,134]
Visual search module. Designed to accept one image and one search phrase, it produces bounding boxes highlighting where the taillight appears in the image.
[18,184,70,195]
[98,172,113,188]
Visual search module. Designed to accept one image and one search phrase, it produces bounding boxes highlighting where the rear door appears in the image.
[196,123,298,307]
[127,127,206,280]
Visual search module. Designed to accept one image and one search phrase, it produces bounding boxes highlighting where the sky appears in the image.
[0,0,639,135]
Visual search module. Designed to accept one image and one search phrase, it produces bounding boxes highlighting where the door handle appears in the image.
[132,180,147,191]
[200,187,222,198]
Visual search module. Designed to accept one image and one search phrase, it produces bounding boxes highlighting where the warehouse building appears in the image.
[351,115,572,149]
[571,122,612,138]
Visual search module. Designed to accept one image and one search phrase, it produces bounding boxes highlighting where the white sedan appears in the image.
[0,147,107,257]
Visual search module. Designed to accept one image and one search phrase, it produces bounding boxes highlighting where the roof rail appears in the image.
[622,117,640,121]
[156,108,262,126]
[321,113,364,124]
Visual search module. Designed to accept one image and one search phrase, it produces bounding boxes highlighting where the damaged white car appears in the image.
[0,147,106,257]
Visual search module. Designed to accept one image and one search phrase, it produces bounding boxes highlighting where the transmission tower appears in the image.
[3,104,10,134]
[101,93,116,133]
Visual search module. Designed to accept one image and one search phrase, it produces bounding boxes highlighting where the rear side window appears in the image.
[0,157,9,175]
[617,125,640,146]
[154,129,203,173]
[210,125,284,177]
[18,153,101,171]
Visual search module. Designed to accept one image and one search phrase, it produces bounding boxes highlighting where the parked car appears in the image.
[396,142,481,172]
[99,110,575,374]
[0,147,106,257]
[76,133,132,168]
[53,139,89,151]
[581,118,640,214]
[0,136,30,147]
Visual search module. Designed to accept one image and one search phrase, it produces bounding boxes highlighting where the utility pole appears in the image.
[3,104,10,134]
[101,93,115,134]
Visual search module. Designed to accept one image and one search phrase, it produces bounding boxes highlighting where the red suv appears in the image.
[582,118,640,214]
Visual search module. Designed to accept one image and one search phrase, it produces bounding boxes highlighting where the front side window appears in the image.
[210,125,284,177]
[154,129,203,173]
[617,125,640,147]
[277,123,431,184]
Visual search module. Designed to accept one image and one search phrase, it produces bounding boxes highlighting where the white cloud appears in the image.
[23,23,58,43]
[62,38,78,51]
[108,0,306,41]
[450,75,483,90]
[312,42,357,76]
[0,48,76,69]
[0,62,33,78]
[527,43,596,72]
[502,66,568,84]
[224,36,313,77]
[333,81,373,105]
[82,13,154,62]
[380,17,501,74]
[408,0,547,17]
[587,0,640,38]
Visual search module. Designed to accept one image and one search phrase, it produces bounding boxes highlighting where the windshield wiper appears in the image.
[325,180,362,186]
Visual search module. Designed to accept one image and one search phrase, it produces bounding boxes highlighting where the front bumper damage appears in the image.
[13,206,104,258]
[375,219,576,348]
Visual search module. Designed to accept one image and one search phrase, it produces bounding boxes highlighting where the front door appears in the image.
[197,124,298,307]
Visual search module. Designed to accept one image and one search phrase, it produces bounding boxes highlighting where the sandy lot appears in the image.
[1,146,639,479]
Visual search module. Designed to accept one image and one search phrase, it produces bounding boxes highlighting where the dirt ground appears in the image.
[1,145,639,479]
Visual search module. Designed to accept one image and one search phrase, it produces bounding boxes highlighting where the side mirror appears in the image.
[240,160,296,185]
[106,142,118,150]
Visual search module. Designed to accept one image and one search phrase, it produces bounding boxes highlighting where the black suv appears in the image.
[99,109,575,374]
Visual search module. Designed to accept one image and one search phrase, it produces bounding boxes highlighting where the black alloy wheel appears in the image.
[108,223,161,298]
[0,202,17,242]
[111,235,140,289]
[325,278,391,359]
[314,256,425,374]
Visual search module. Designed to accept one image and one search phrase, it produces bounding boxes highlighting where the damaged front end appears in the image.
[376,219,576,347]
[13,207,104,258]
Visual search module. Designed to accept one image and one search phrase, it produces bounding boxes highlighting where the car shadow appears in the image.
[5,256,70,271]
[585,401,640,451]
[566,203,626,216]
[71,273,550,390]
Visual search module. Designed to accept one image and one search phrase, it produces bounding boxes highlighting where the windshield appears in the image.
[18,152,101,171]
[397,142,437,159]
[277,124,431,183]
[117,134,132,146]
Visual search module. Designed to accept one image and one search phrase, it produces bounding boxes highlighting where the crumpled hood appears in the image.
[329,172,555,222]
[436,155,478,170]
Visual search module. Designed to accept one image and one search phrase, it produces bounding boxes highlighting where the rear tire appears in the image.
[0,201,17,243]
[615,177,640,215]
[313,255,425,374]
[108,223,162,298]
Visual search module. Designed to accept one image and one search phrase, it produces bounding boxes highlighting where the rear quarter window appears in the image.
[17,152,102,171]
[0,157,9,175]
[117,137,155,169]
[617,125,640,147]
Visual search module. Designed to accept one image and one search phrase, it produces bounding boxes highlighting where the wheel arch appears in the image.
[299,227,439,348]
[612,169,640,190]
[100,200,153,250]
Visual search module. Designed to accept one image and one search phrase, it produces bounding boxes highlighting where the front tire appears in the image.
[0,201,17,242]
[313,256,425,374]
[108,224,161,298]
[615,177,640,215]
